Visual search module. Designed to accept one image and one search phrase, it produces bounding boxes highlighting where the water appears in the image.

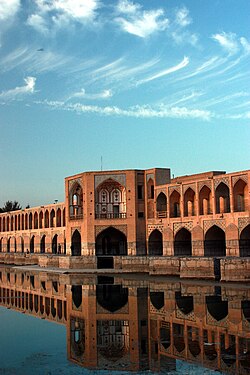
[0,266,249,374]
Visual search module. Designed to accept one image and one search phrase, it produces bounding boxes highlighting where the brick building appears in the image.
[0,167,249,278]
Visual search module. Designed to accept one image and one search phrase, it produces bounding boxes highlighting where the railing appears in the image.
[157,211,167,218]
[95,213,127,219]
[69,205,83,220]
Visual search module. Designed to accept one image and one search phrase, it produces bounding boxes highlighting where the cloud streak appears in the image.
[0,77,36,100]
[69,88,113,100]
[137,56,189,85]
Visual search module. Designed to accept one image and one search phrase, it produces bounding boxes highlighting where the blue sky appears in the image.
[0,0,249,207]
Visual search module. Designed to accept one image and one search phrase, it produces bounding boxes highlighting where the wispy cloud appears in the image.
[137,56,189,85]
[115,0,169,38]
[69,88,113,100]
[211,31,250,55]
[36,99,212,121]
[175,6,192,27]
[0,77,36,101]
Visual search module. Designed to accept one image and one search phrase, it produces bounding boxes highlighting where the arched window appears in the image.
[50,209,55,228]
[233,179,247,212]
[39,211,43,228]
[156,193,167,218]
[184,188,195,216]
[56,208,61,227]
[170,190,180,218]
[100,189,109,203]
[34,212,38,229]
[215,182,230,214]
[29,213,33,230]
[95,179,126,219]
[199,185,212,215]
[69,183,83,219]
[45,210,49,228]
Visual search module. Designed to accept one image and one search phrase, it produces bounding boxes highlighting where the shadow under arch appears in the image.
[72,285,82,309]
[96,285,128,313]
[148,229,163,256]
[239,224,250,257]
[174,228,192,256]
[204,225,226,257]
[96,227,127,256]
[71,230,81,256]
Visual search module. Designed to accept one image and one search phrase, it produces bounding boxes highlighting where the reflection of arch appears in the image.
[239,224,250,257]
[184,188,195,216]
[72,285,82,309]
[204,225,226,257]
[150,292,164,310]
[170,190,180,218]
[215,182,230,213]
[148,229,163,256]
[188,327,200,357]
[40,235,46,253]
[96,227,127,256]
[173,324,185,353]
[160,325,170,350]
[233,179,247,212]
[71,230,81,256]
[96,285,128,312]
[70,318,85,358]
[206,296,228,321]
[242,300,250,323]
[175,292,193,315]
[174,228,192,256]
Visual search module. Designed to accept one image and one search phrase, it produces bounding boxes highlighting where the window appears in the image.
[137,185,143,199]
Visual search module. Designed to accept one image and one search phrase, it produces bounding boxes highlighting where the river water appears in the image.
[0,265,249,374]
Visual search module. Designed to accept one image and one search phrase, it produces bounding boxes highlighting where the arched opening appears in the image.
[7,238,11,252]
[215,182,230,214]
[34,212,38,229]
[45,210,49,228]
[199,185,212,215]
[96,227,127,256]
[0,238,2,252]
[156,192,167,218]
[71,230,81,256]
[52,234,58,254]
[206,296,228,321]
[7,217,10,231]
[240,224,250,257]
[234,179,247,212]
[147,178,155,219]
[174,228,192,256]
[11,216,14,231]
[29,213,33,230]
[150,292,164,310]
[148,229,163,256]
[50,209,55,228]
[30,236,35,253]
[204,225,226,257]
[39,211,43,228]
[184,188,195,216]
[96,285,128,312]
[242,301,250,323]
[56,208,61,227]
[40,235,46,253]
[170,190,180,218]
[173,324,185,353]
[188,327,200,357]
[95,179,126,219]
[69,183,83,219]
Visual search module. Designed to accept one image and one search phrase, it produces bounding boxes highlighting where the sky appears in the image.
[0,0,249,208]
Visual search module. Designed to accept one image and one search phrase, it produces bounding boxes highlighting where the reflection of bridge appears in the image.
[0,267,249,373]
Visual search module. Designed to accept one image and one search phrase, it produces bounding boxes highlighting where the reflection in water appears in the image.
[0,266,250,374]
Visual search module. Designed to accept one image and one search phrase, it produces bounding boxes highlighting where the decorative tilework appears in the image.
[173,222,193,235]
[169,185,181,195]
[183,184,196,194]
[238,217,250,234]
[69,178,82,192]
[203,219,226,233]
[214,177,229,189]
[94,174,126,189]
[198,180,212,191]
[95,224,127,237]
[146,173,154,182]
[232,174,248,186]
[148,224,163,235]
